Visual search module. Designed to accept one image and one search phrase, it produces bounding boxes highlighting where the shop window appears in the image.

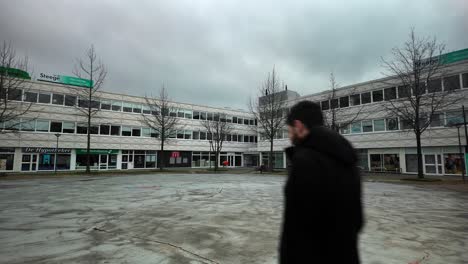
[65,95,76,106]
[405,154,418,173]
[111,125,120,136]
[384,87,396,101]
[351,122,362,134]
[361,92,371,104]
[112,101,122,111]
[372,90,383,102]
[36,120,49,132]
[52,94,64,105]
[430,113,444,127]
[362,120,373,132]
[373,119,385,132]
[77,124,88,134]
[386,118,399,131]
[122,126,131,136]
[38,93,51,104]
[63,122,75,133]
[24,92,38,102]
[427,79,442,93]
[50,121,62,133]
[0,153,15,170]
[21,119,35,131]
[100,124,110,135]
[8,88,22,101]
[321,100,330,110]
[132,128,141,137]
[397,85,411,98]
[56,154,71,170]
[350,94,360,106]
[444,153,464,174]
[142,127,151,137]
[330,99,339,109]
[443,75,460,91]
[101,101,111,110]
[463,73,468,88]
[38,153,55,170]
[339,96,349,108]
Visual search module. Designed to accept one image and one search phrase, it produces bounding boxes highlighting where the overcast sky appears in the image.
[1,0,467,109]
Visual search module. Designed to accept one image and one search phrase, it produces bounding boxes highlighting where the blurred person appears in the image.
[280,101,363,263]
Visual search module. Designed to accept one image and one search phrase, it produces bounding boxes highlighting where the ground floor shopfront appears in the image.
[0,148,258,172]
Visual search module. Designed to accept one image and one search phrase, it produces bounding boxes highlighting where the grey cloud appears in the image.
[1,0,467,109]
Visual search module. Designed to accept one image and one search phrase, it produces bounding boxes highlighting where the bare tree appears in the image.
[142,85,180,171]
[323,72,367,132]
[0,41,33,131]
[249,67,287,171]
[381,28,464,178]
[71,45,107,173]
[201,113,233,171]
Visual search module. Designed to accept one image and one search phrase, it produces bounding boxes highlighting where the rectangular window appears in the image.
[169,111,177,117]
[232,134,238,141]
[361,92,371,104]
[339,96,349,108]
[185,111,192,119]
[132,128,141,137]
[50,121,62,133]
[77,124,87,134]
[100,124,110,135]
[90,125,99,134]
[132,104,142,113]
[397,85,411,98]
[427,79,442,93]
[150,129,159,138]
[111,125,120,136]
[122,126,131,136]
[24,92,38,102]
[330,98,339,109]
[65,95,76,106]
[8,88,22,101]
[52,94,64,105]
[446,111,463,126]
[238,135,244,142]
[100,100,111,110]
[177,111,184,118]
[112,101,122,111]
[373,119,385,132]
[232,116,238,123]
[226,134,232,141]
[141,128,151,137]
[350,94,360,106]
[339,124,350,134]
[249,119,254,125]
[384,87,396,101]
[362,120,373,132]
[463,73,468,88]
[78,99,89,108]
[214,114,220,122]
[123,102,133,112]
[351,122,362,134]
[200,131,206,140]
[38,93,51,104]
[386,118,399,131]
[444,75,461,91]
[430,113,444,127]
[207,113,213,121]
[142,106,151,115]
[372,90,383,102]
[63,122,75,133]
[20,119,35,131]
[177,130,184,139]
[244,118,249,125]
[321,100,330,110]
[200,112,207,120]
[193,131,200,140]
[184,130,192,139]
[36,120,49,132]
[237,117,242,124]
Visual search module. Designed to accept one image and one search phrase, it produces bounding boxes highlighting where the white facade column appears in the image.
[70,149,77,171]
[13,147,22,172]
[399,148,406,173]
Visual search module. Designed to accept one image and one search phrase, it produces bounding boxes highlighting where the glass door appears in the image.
[99,154,108,170]
[424,154,443,174]
[21,154,38,171]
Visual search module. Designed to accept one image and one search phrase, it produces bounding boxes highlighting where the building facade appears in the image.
[1,49,468,175]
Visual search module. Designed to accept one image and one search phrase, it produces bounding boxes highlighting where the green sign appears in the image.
[0,67,31,80]
[76,149,119,155]
[38,73,93,88]
[440,48,468,65]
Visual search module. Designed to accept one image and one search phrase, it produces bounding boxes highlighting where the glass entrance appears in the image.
[99,154,108,170]
[424,154,443,174]
[21,154,38,171]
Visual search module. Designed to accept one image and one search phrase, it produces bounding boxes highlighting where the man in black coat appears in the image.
[280,101,363,263]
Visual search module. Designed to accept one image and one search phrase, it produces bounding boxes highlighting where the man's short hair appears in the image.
[286,101,324,129]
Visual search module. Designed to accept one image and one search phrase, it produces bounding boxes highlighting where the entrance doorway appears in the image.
[424,154,443,174]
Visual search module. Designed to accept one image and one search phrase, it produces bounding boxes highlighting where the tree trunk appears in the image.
[86,110,91,174]
[269,138,274,172]
[215,151,219,171]
[416,132,424,179]
[159,139,164,171]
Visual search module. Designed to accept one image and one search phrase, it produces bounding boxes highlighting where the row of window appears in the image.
[320,73,468,110]
[339,110,465,134]
[6,88,256,126]
[3,119,257,143]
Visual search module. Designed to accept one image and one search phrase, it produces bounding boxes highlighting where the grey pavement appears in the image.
[0,174,467,264]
